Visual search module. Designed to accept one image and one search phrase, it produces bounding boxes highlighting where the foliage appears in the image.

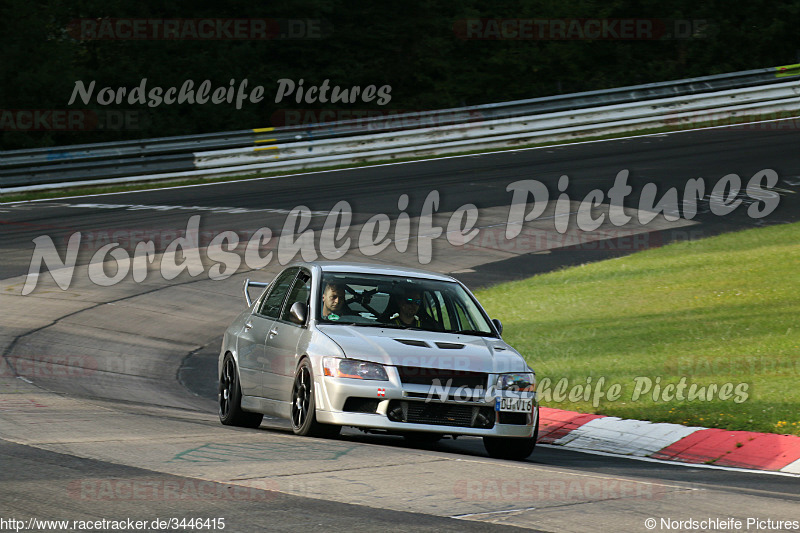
[2,0,799,149]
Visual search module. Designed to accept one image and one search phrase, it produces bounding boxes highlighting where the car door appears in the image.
[236,267,298,398]
[263,269,312,402]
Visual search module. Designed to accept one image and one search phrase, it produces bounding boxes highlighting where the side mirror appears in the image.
[491,318,503,335]
[289,302,308,325]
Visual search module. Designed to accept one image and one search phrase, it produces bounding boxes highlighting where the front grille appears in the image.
[396,366,488,389]
[387,400,495,429]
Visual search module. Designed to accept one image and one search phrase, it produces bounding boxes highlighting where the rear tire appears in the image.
[291,358,341,438]
[483,418,538,460]
[219,354,263,428]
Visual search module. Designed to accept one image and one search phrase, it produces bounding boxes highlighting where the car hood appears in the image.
[316,324,529,374]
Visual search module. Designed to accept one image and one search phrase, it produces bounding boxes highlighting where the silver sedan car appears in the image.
[218,261,539,460]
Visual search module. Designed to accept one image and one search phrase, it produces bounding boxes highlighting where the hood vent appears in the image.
[435,342,465,349]
[394,338,430,348]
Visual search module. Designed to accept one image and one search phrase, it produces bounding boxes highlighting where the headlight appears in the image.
[496,372,536,392]
[322,357,389,380]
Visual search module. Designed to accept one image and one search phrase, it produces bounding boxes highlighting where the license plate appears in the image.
[496,398,533,413]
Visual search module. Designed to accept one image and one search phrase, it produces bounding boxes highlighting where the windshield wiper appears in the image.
[450,329,494,337]
[354,323,407,329]
[320,322,407,329]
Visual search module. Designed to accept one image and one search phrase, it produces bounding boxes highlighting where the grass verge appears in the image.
[3,110,798,204]
[476,222,800,435]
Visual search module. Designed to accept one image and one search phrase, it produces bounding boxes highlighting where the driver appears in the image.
[389,286,424,327]
[321,282,351,320]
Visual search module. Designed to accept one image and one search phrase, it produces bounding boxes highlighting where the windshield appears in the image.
[317,272,495,336]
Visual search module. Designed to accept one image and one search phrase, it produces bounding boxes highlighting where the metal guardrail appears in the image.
[195,82,800,169]
[2,64,799,191]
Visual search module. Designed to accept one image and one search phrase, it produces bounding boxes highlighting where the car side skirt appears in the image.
[241,395,291,420]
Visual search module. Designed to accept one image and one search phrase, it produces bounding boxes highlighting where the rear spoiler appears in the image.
[242,278,269,307]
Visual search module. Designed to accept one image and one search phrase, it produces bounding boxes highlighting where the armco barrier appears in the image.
[1,65,799,192]
[194,82,800,170]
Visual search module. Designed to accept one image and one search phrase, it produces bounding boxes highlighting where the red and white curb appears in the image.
[538,407,800,474]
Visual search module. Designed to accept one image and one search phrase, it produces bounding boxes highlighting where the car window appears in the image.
[280,270,311,323]
[452,298,472,330]
[258,268,298,318]
[317,272,494,335]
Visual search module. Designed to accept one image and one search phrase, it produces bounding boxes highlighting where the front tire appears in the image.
[219,354,263,428]
[291,358,341,438]
[483,419,538,460]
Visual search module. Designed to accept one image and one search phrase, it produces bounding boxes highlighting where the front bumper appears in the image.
[314,366,538,438]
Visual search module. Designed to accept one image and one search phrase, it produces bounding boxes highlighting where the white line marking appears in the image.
[537,444,800,477]
[65,203,329,216]
[447,459,707,492]
[451,506,538,519]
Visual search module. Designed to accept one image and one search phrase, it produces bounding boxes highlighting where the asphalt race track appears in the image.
[2,121,800,531]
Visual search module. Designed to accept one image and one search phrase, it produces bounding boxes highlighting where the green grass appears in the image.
[476,222,800,435]
[3,109,798,204]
